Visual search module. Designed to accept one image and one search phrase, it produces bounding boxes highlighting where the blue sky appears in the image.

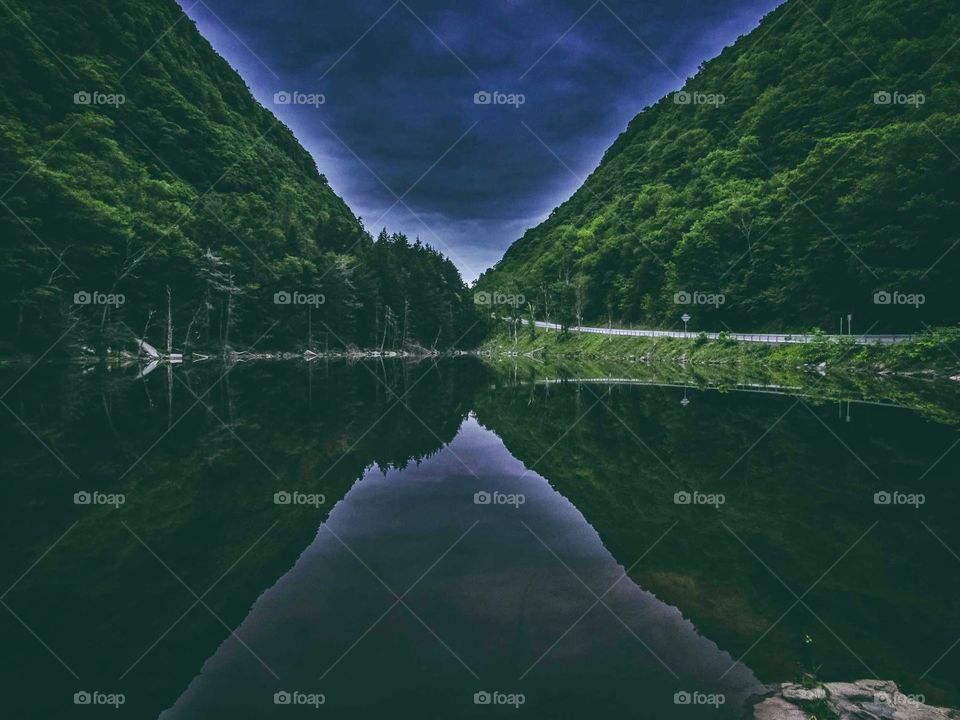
[179,0,784,281]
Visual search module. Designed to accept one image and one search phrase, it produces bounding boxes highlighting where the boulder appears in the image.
[753,696,810,720]
[781,683,826,703]
[753,680,958,720]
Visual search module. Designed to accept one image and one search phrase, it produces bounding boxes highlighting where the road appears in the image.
[527,320,912,345]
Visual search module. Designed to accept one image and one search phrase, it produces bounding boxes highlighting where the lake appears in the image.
[2,358,959,718]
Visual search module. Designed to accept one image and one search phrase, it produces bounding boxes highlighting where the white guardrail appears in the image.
[526,320,913,346]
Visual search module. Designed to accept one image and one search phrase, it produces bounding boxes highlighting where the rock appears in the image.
[753,696,810,720]
[754,680,959,720]
[825,679,892,702]
[781,683,827,702]
[950,375,960,382]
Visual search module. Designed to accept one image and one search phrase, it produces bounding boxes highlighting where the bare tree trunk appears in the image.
[183,303,201,356]
[224,293,233,351]
[139,310,154,362]
[380,306,390,352]
[166,285,173,357]
[401,299,411,350]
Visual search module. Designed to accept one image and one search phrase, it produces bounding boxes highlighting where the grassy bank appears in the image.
[483,322,960,378]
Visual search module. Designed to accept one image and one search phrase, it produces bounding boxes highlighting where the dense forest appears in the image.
[0,0,481,356]
[477,0,960,333]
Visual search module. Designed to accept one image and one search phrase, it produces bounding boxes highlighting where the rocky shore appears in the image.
[750,680,958,719]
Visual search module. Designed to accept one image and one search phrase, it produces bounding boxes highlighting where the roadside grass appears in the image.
[482,323,960,377]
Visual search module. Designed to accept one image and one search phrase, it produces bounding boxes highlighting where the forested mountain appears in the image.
[477,0,960,333]
[0,0,480,355]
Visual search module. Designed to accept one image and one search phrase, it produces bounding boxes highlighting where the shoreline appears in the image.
[482,323,960,380]
[0,348,475,368]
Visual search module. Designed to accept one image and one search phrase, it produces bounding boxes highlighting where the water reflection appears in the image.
[475,370,960,707]
[0,360,483,718]
[163,418,762,718]
[1,359,958,719]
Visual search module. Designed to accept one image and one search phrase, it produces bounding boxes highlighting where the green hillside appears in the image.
[477,0,960,333]
[0,0,480,355]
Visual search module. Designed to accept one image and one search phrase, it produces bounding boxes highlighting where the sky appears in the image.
[178,0,784,282]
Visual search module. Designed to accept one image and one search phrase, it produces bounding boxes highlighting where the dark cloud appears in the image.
[180,0,783,281]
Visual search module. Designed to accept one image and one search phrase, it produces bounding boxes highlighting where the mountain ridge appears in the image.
[0,0,481,354]
[476,0,960,333]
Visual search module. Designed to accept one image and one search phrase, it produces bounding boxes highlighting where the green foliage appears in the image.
[476,0,960,333]
[483,321,960,384]
[0,0,480,355]
[798,696,838,720]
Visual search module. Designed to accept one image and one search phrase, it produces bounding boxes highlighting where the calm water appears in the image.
[2,359,959,718]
